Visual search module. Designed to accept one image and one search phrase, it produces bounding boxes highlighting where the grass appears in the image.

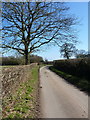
[39,63,46,68]
[2,66,39,119]
[49,66,89,95]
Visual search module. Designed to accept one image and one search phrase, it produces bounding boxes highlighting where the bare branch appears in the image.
[2,2,78,64]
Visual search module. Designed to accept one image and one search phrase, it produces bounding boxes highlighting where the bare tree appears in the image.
[75,49,88,58]
[1,2,78,64]
[60,42,77,59]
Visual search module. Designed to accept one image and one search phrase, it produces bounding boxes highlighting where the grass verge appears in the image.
[49,66,89,95]
[2,66,39,119]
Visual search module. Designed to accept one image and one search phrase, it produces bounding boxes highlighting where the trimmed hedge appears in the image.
[53,58,90,80]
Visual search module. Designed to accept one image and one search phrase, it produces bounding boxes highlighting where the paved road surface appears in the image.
[39,66,88,118]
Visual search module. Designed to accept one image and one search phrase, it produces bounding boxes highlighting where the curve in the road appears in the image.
[39,66,88,118]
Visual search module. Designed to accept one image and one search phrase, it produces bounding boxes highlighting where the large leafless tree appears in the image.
[1,2,77,64]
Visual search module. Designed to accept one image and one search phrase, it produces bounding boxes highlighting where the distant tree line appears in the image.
[1,55,44,65]
[76,50,89,59]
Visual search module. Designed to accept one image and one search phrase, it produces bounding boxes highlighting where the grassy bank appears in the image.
[2,66,39,119]
[49,66,89,95]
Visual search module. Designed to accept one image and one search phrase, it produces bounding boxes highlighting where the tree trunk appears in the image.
[25,51,28,65]
[67,56,69,59]
[65,51,69,59]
